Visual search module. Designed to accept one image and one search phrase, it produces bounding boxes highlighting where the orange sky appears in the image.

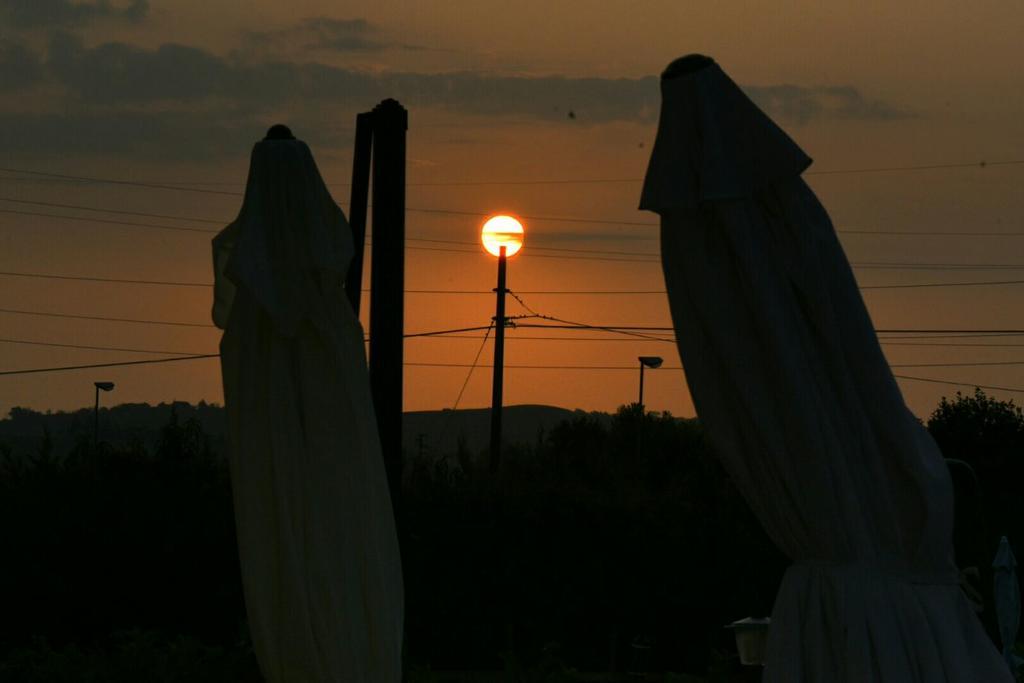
[2,1,1023,419]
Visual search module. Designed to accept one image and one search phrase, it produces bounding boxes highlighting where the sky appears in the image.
[1,0,1023,420]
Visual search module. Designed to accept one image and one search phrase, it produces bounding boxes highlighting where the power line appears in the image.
[0,307,494,338]
[0,197,222,224]
[0,207,667,261]
[405,360,1024,370]
[6,188,1024,240]
[404,325,495,338]
[887,360,1024,369]
[5,350,1023,398]
[0,270,212,288]
[506,293,676,342]
[9,308,1022,347]
[0,307,217,328]
[840,229,1024,237]
[877,332,1024,340]
[8,200,1024,267]
[875,329,1024,334]
[4,159,1021,191]
[2,202,662,255]
[394,243,659,263]
[9,205,1024,267]
[0,337,208,356]
[437,321,496,447]
[419,333,677,343]
[882,340,1024,348]
[0,167,242,196]
[506,290,542,317]
[402,236,659,258]
[404,159,1024,184]
[855,262,1024,271]
[406,334,1024,348]
[4,321,1023,373]
[448,324,494,413]
[0,208,217,234]
[0,325,495,364]
[892,374,1024,394]
[4,309,1000,337]
[0,354,219,376]
[4,269,1024,297]
[805,159,1024,176]
[400,289,668,295]
[860,279,1024,290]
[405,205,655,227]
[410,280,1024,293]
[516,323,1024,335]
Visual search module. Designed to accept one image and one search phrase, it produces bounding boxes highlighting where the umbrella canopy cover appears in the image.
[993,536,1022,674]
[643,55,1012,682]
[213,133,403,682]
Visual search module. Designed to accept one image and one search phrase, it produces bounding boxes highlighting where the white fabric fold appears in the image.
[646,56,1012,682]
[213,139,353,337]
[640,59,811,211]
[214,137,403,683]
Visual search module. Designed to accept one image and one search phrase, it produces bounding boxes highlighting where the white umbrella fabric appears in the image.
[993,536,1022,674]
[213,128,403,682]
[642,55,1012,682]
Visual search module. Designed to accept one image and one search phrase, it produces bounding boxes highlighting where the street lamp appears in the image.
[93,381,115,450]
[481,215,525,474]
[637,356,663,412]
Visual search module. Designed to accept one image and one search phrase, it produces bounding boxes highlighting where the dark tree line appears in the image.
[1,392,1020,681]
[0,409,258,682]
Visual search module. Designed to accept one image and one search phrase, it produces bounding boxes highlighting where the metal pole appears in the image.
[93,385,100,451]
[345,111,374,316]
[638,361,645,411]
[490,245,508,474]
[368,99,407,502]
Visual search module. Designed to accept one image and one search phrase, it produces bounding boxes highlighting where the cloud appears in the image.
[303,17,383,51]
[1,36,909,161]
[246,16,428,54]
[43,36,908,122]
[48,33,234,104]
[746,84,910,123]
[44,34,659,121]
[0,0,148,27]
[0,109,355,162]
[0,39,44,91]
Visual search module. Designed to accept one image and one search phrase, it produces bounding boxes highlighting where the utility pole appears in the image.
[489,245,508,474]
[368,99,407,505]
[345,112,374,316]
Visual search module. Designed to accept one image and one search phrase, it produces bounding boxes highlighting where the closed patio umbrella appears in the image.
[993,536,1021,674]
[213,126,403,682]
[641,55,1011,682]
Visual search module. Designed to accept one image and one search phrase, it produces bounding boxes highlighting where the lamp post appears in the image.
[637,356,663,412]
[481,215,524,475]
[93,381,115,451]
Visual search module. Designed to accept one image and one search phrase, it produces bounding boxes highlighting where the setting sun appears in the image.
[480,215,525,257]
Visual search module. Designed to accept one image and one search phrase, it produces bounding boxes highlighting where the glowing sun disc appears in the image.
[481,215,525,257]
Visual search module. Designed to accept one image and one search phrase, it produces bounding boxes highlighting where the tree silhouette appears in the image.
[928,388,1024,641]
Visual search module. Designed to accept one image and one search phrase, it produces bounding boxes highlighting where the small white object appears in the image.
[727,617,771,666]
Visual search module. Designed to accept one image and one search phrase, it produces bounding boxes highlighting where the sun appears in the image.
[481,215,525,257]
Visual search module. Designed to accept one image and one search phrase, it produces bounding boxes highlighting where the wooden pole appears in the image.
[345,112,374,316]
[368,99,407,501]
[489,246,507,474]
